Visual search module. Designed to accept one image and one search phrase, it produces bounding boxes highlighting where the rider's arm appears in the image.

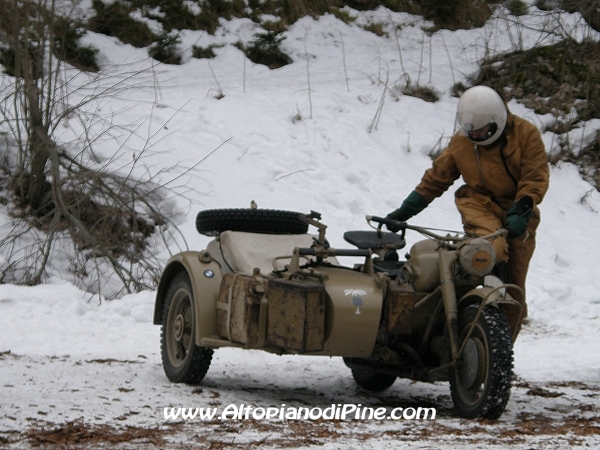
[514,119,550,209]
[414,136,462,203]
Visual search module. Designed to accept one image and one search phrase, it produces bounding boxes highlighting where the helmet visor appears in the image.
[464,122,498,143]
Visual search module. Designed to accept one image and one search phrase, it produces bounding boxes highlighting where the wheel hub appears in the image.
[173,314,185,341]
[459,338,480,389]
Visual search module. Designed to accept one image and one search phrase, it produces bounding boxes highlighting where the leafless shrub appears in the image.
[0,0,196,299]
[550,130,600,191]
[400,77,440,103]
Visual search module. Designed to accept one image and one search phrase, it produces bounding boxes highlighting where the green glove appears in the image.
[506,196,533,238]
[387,190,429,222]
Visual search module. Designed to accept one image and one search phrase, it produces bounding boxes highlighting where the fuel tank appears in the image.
[403,239,441,292]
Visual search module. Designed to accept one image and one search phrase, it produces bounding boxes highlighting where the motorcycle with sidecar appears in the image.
[153,207,521,419]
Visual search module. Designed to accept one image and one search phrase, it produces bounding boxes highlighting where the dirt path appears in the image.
[1,349,599,449]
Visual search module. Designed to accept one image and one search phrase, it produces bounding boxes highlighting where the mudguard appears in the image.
[153,251,223,346]
[458,283,523,310]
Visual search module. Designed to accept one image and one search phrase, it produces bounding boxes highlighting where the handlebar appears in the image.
[366,215,508,242]
[367,215,406,232]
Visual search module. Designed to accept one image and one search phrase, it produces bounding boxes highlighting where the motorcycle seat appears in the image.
[343,230,406,250]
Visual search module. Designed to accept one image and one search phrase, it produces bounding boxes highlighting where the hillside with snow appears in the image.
[1,4,599,448]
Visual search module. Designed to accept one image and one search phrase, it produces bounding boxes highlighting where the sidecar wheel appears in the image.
[350,367,396,392]
[449,304,513,419]
[196,208,309,236]
[161,271,213,383]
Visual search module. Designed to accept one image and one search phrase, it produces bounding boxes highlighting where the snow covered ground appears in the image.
[1,4,600,449]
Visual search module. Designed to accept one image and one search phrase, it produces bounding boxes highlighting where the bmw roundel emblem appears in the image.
[203,269,214,278]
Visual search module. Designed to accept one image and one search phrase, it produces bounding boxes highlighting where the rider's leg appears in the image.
[454,194,509,263]
[455,193,536,340]
[505,211,540,339]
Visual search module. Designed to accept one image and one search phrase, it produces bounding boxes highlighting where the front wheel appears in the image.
[449,304,513,419]
[160,271,213,383]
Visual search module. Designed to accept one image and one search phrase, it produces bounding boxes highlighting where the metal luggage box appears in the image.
[217,274,326,352]
[217,273,262,346]
[266,278,326,353]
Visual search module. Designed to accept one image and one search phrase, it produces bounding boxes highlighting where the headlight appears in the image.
[458,238,496,277]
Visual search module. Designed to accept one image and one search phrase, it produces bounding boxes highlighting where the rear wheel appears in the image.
[161,271,213,383]
[449,304,513,419]
[350,366,396,392]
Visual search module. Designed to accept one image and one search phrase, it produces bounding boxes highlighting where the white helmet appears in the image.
[456,86,507,146]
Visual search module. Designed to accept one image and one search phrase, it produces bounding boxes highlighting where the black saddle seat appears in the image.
[343,230,406,250]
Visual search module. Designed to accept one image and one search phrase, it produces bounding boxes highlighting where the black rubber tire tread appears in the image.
[196,208,309,236]
[350,367,396,392]
[160,271,213,384]
[449,304,513,419]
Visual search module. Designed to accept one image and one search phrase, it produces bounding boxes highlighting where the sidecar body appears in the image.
[154,230,385,358]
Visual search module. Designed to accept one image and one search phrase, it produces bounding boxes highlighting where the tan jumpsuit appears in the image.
[414,113,550,336]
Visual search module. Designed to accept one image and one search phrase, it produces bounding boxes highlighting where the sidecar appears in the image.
[153,209,397,373]
[154,208,515,420]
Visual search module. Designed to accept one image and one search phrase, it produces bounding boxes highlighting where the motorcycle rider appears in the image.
[387,85,550,339]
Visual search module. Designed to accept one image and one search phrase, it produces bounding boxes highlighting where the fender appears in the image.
[458,283,523,310]
[153,251,223,346]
